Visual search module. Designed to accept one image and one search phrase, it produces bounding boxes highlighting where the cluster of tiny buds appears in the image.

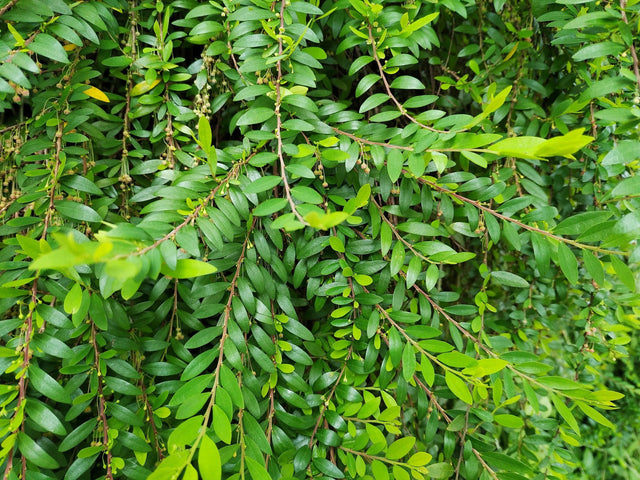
[582,343,595,353]
[119,174,133,190]
[356,158,371,174]
[2,190,21,201]
[255,70,273,85]
[585,326,598,336]
[2,134,23,155]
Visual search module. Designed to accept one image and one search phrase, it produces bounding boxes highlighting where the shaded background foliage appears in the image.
[1,0,640,479]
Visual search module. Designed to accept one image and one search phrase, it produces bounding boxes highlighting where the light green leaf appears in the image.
[445,371,472,405]
[551,394,580,435]
[198,434,221,480]
[534,129,592,158]
[387,436,415,460]
[491,136,546,159]
[576,401,615,430]
[494,414,524,428]
[160,259,217,279]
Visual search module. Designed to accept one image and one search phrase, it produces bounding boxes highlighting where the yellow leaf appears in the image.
[63,43,77,52]
[131,78,161,96]
[83,86,110,102]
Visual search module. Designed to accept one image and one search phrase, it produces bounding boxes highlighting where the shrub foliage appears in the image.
[1,0,640,479]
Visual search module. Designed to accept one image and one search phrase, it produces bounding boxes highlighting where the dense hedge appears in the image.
[1,0,640,479]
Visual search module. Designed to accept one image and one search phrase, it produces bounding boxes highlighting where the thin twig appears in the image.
[367,26,450,134]
[620,0,640,91]
[0,0,18,18]
[275,0,307,225]
[91,321,114,480]
[185,217,256,465]
[416,174,628,256]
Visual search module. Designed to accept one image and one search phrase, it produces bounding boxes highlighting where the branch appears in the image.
[620,0,640,91]
[117,153,254,260]
[275,0,307,226]
[91,321,114,480]
[186,217,256,464]
[416,174,628,256]
[368,26,450,134]
[0,0,17,17]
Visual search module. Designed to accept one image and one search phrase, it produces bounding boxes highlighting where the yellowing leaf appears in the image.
[63,43,77,52]
[131,78,161,96]
[83,86,110,102]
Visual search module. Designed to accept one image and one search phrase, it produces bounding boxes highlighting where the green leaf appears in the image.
[405,255,421,288]
[29,365,71,403]
[402,343,416,381]
[426,462,454,479]
[575,401,615,430]
[27,399,67,435]
[534,129,592,158]
[387,149,404,183]
[537,376,584,390]
[494,414,524,429]
[402,11,439,34]
[421,355,435,386]
[554,211,612,235]
[160,259,217,279]
[551,394,580,435]
[18,432,60,469]
[583,251,604,286]
[313,458,346,478]
[491,136,546,159]
[390,241,405,276]
[198,434,221,480]
[572,41,625,61]
[64,283,82,314]
[29,33,69,63]
[348,55,374,75]
[196,120,213,154]
[390,75,426,90]
[253,198,288,216]
[611,176,640,198]
[359,93,390,113]
[236,107,275,126]
[244,176,282,194]
[557,243,578,284]
[387,436,415,460]
[291,186,323,204]
[168,416,203,450]
[491,271,529,288]
[212,405,232,444]
[482,452,533,474]
[285,164,315,178]
[602,141,640,165]
[462,359,508,377]
[371,459,389,480]
[610,255,636,291]
[55,201,102,222]
[445,371,472,405]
